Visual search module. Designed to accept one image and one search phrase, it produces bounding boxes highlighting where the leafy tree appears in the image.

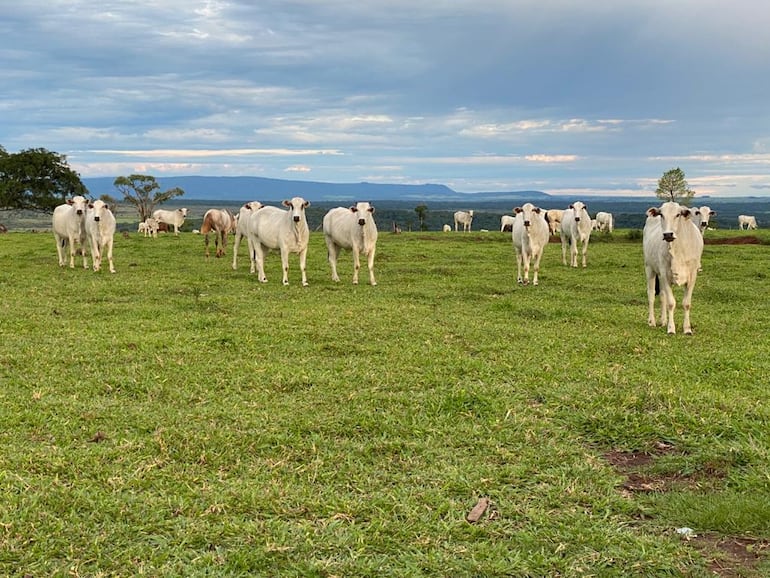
[414,204,428,231]
[656,167,695,204]
[114,174,184,221]
[0,147,88,212]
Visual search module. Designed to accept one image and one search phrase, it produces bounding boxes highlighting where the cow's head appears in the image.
[283,197,309,222]
[648,202,692,242]
[179,208,188,217]
[68,195,89,216]
[89,199,109,222]
[517,203,541,228]
[569,201,587,222]
[350,202,375,226]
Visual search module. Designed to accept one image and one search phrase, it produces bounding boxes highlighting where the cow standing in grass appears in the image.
[454,210,474,232]
[323,202,379,286]
[86,200,116,273]
[152,207,188,235]
[52,195,89,269]
[201,208,235,258]
[643,201,703,335]
[560,201,592,268]
[232,201,263,271]
[511,203,549,286]
[247,197,310,286]
[692,206,716,235]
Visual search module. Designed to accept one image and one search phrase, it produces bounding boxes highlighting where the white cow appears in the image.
[442,224,452,232]
[152,207,188,235]
[247,197,310,286]
[52,195,89,269]
[232,201,263,271]
[643,202,703,335]
[511,203,549,286]
[454,210,474,232]
[500,214,516,232]
[596,211,614,233]
[560,201,592,268]
[138,217,158,238]
[85,200,116,273]
[544,209,563,235]
[323,201,379,286]
[738,215,758,230]
[692,206,716,234]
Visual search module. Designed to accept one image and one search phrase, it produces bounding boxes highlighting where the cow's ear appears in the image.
[67,199,74,205]
[681,208,692,218]
[710,210,716,216]
[568,204,574,209]
[646,207,658,217]
[534,207,541,214]
[303,200,310,208]
[368,206,375,214]
[514,207,522,214]
[282,199,291,207]
[350,205,358,212]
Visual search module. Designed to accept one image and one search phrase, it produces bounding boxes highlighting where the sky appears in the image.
[3,0,770,197]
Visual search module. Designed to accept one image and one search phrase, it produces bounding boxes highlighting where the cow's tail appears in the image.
[654,275,660,295]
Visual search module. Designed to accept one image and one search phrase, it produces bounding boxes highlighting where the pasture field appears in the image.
[1,229,769,576]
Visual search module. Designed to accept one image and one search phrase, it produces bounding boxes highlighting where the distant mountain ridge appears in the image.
[82,175,550,203]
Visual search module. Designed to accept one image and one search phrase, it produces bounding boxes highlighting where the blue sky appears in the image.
[3,0,770,197]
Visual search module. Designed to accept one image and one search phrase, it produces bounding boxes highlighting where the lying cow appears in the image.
[323,202,379,285]
[52,195,89,268]
[643,202,703,335]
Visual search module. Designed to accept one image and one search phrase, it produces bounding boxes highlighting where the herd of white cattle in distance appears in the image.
[51,195,761,335]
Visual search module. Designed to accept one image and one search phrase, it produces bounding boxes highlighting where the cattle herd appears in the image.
[51,196,761,335]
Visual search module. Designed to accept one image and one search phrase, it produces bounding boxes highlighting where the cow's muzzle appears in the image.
[94,216,100,221]
[663,232,675,242]
[293,216,300,222]
[358,219,366,226]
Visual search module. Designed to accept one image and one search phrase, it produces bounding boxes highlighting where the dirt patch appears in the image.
[705,236,762,245]
[688,534,770,577]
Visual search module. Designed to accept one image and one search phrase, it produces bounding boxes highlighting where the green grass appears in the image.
[1,229,769,576]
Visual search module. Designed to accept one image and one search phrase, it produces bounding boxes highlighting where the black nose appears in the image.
[574,217,580,222]
[95,216,100,221]
[663,232,675,242]
[523,220,530,227]
[293,216,300,222]
[358,219,366,226]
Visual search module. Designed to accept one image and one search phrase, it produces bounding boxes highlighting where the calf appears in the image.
[201,208,235,258]
[643,202,703,335]
[52,195,89,268]
[86,200,116,273]
[323,202,379,285]
[247,197,310,286]
[511,203,549,286]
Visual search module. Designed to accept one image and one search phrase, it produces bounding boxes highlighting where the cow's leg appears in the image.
[367,247,377,286]
[560,236,568,265]
[326,239,341,282]
[681,275,697,335]
[280,247,290,286]
[351,248,361,285]
[581,238,589,268]
[570,238,578,268]
[204,234,211,258]
[106,239,115,273]
[254,245,268,283]
[522,249,531,285]
[55,236,66,267]
[531,248,542,286]
[661,283,676,334]
[646,268,658,327]
[299,247,308,287]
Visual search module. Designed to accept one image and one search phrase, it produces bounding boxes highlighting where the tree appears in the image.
[114,174,184,221]
[656,167,695,205]
[0,147,88,212]
[414,204,428,231]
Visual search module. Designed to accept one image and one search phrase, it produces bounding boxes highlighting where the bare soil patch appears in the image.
[705,236,762,245]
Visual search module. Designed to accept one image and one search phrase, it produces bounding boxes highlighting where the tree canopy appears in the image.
[655,167,695,204]
[114,174,185,221]
[0,147,88,212]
